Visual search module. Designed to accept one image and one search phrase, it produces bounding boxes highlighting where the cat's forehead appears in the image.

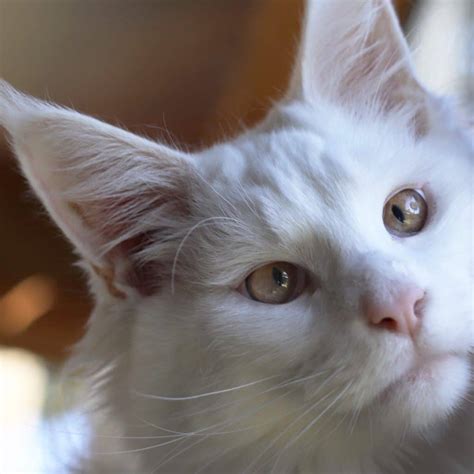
[199,100,471,199]
[199,103,425,199]
[196,117,388,257]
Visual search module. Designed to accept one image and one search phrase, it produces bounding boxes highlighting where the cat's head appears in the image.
[1,0,472,466]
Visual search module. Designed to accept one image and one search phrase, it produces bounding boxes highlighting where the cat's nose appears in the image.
[361,286,425,337]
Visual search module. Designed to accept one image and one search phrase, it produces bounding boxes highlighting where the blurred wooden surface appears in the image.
[0,0,416,361]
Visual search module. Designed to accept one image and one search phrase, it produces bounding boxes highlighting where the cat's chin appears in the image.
[376,353,470,432]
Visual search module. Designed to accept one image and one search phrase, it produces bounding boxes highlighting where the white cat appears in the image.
[1,0,472,472]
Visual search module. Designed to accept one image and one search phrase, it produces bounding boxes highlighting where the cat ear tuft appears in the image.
[0,80,193,298]
[287,0,431,134]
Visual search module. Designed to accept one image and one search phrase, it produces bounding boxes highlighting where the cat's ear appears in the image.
[0,80,193,298]
[287,0,430,133]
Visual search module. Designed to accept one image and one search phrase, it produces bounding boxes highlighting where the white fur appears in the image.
[0,0,472,472]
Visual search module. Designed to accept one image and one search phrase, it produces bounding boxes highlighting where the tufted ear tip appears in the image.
[0,79,18,130]
[283,0,432,135]
[0,80,45,136]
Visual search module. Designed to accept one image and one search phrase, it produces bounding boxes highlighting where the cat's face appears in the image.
[158,100,471,440]
[1,0,472,468]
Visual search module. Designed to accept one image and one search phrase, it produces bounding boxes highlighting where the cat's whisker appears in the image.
[143,436,188,474]
[150,382,321,473]
[141,368,330,435]
[270,380,353,473]
[142,386,297,440]
[313,405,352,447]
[399,418,411,447]
[242,367,347,473]
[245,388,339,474]
[346,391,365,437]
[276,409,342,474]
[193,444,236,474]
[459,392,474,404]
[347,405,362,437]
[132,374,279,401]
[170,216,245,294]
[44,428,183,441]
[91,435,187,456]
[150,435,211,474]
[137,419,196,436]
[130,374,331,463]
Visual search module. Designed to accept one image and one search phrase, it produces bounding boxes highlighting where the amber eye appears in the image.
[244,262,306,304]
[383,189,428,236]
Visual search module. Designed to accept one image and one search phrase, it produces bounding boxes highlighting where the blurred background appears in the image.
[0,0,472,472]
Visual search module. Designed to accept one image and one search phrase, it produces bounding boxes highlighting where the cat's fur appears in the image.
[0,0,472,472]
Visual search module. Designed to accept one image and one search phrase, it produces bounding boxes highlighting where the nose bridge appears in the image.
[345,252,425,337]
[352,252,411,290]
[328,250,410,305]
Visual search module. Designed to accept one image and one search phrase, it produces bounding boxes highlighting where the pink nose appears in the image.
[361,286,425,337]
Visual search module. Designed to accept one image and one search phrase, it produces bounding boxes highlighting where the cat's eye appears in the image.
[383,189,428,236]
[244,262,306,304]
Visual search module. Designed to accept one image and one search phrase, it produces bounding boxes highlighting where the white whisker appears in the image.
[141,369,328,427]
[92,435,185,456]
[271,380,354,473]
[242,366,346,473]
[282,382,352,454]
[133,374,279,401]
[150,436,210,473]
[170,216,245,294]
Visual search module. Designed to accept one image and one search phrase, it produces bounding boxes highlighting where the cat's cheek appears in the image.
[378,355,470,431]
[200,291,318,368]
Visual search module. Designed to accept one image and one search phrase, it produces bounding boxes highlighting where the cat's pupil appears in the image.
[392,205,405,223]
[272,267,289,288]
